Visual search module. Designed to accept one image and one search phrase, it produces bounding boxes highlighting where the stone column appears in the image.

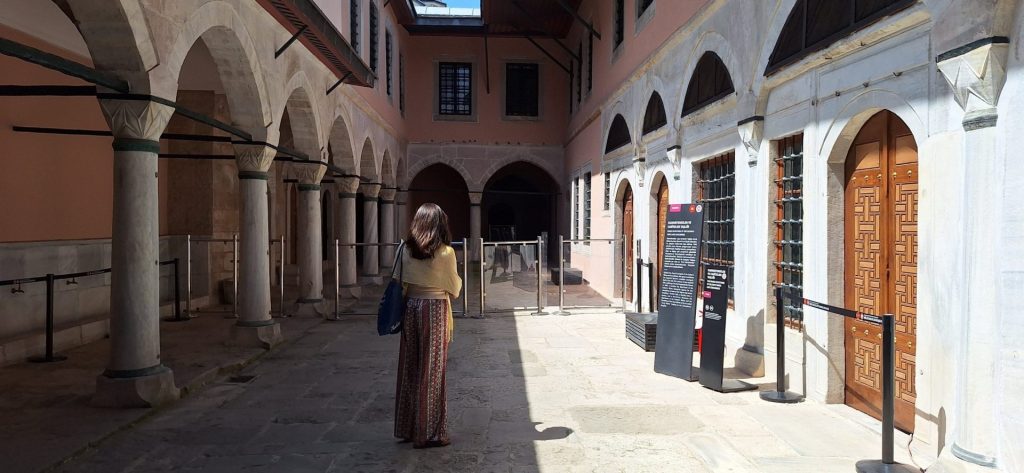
[933,39,1008,471]
[395,188,408,240]
[229,143,282,348]
[293,163,327,316]
[469,191,482,260]
[360,183,382,283]
[379,187,397,269]
[92,98,178,408]
[337,177,361,300]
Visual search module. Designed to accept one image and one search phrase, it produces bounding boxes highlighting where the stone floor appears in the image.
[47,311,927,473]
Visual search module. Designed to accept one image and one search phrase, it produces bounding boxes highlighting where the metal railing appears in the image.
[479,237,543,315]
[557,236,626,313]
[0,259,182,363]
[184,234,287,319]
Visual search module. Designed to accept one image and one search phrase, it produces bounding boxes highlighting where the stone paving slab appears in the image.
[32,311,937,472]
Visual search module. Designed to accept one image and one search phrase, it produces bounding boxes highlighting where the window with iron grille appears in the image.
[505,63,539,117]
[775,134,803,323]
[369,2,379,72]
[576,42,583,104]
[614,0,625,48]
[572,176,580,239]
[399,53,405,113]
[350,0,360,53]
[603,172,611,210]
[385,31,393,96]
[638,0,654,17]
[586,33,593,93]
[584,172,592,242]
[695,152,736,301]
[568,59,575,115]
[438,62,472,116]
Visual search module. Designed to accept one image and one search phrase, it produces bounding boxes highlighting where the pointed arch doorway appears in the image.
[843,110,918,433]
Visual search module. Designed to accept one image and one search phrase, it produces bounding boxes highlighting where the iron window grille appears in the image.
[682,52,734,117]
[584,172,592,243]
[385,31,393,96]
[569,59,575,115]
[696,152,736,301]
[350,0,360,53]
[573,176,580,239]
[438,62,472,116]
[505,63,539,117]
[614,0,625,48]
[369,2,379,72]
[774,135,804,324]
[576,42,583,105]
[587,33,594,93]
[638,0,654,17]
[603,172,611,210]
[399,53,405,113]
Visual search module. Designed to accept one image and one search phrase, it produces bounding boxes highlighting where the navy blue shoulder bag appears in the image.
[377,241,405,335]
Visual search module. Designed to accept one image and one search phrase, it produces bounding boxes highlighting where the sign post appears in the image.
[698,265,756,393]
[653,203,703,381]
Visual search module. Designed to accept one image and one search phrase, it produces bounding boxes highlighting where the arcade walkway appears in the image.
[37,312,921,473]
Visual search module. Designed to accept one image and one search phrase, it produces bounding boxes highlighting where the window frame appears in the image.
[612,0,625,52]
[694,152,736,303]
[603,172,611,211]
[583,171,592,243]
[773,134,804,326]
[434,61,476,121]
[369,1,379,72]
[349,0,360,54]
[586,33,594,94]
[385,30,393,97]
[503,62,541,119]
[635,0,656,34]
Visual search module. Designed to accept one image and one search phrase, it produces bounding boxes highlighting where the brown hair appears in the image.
[407,203,452,260]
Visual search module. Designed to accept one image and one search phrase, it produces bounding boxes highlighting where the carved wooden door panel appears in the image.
[655,181,669,306]
[844,111,917,433]
[623,186,634,303]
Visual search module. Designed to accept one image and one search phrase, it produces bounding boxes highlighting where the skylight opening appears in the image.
[414,0,481,18]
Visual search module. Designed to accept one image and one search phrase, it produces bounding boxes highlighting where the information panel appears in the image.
[699,265,757,393]
[653,203,703,381]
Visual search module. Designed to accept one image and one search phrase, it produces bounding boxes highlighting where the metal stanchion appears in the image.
[531,235,545,316]
[621,237,628,312]
[478,237,485,318]
[186,234,193,318]
[330,239,340,320]
[647,258,655,312]
[172,258,182,320]
[552,235,569,316]
[278,235,287,318]
[462,238,469,316]
[29,274,66,363]
[760,286,803,403]
[228,233,238,318]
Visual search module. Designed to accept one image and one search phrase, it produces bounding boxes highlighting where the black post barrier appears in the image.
[647,259,655,313]
[29,273,67,363]
[161,259,189,322]
[635,257,644,312]
[759,286,803,403]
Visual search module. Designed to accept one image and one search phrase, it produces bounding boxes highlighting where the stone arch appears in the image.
[606,114,633,154]
[358,137,378,182]
[476,153,561,192]
[279,71,322,159]
[614,174,636,302]
[603,100,635,155]
[408,163,471,239]
[749,0,800,114]
[675,30,744,120]
[61,0,160,89]
[819,89,926,165]
[406,157,474,191]
[641,91,669,136]
[327,109,356,174]
[381,150,395,187]
[163,1,272,140]
[481,161,559,242]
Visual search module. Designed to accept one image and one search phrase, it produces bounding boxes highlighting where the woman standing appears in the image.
[394,203,462,448]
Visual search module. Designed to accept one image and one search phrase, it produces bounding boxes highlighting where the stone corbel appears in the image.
[633,144,647,188]
[667,145,682,180]
[936,38,1009,128]
[737,116,765,167]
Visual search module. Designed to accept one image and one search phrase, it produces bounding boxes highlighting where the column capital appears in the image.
[292,162,327,185]
[360,182,382,199]
[468,191,483,205]
[937,39,1009,126]
[379,187,397,202]
[335,176,361,195]
[99,97,173,146]
[233,142,276,174]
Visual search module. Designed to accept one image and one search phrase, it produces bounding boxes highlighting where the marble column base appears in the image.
[292,298,327,317]
[92,365,179,408]
[339,284,362,299]
[360,275,383,285]
[926,445,998,473]
[227,321,283,350]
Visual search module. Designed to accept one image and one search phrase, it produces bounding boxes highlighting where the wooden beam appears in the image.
[524,36,570,75]
[553,0,601,40]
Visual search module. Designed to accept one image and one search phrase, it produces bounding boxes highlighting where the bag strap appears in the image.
[390,240,405,281]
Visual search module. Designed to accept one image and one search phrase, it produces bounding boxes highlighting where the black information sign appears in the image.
[654,203,703,381]
[699,265,757,393]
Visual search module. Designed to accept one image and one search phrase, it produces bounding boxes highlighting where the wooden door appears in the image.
[623,185,634,302]
[655,181,669,306]
[844,111,918,433]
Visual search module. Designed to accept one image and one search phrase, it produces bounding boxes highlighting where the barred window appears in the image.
[350,0,360,53]
[775,135,804,323]
[696,152,736,301]
[573,176,580,239]
[568,59,575,115]
[369,2,379,72]
[613,0,625,48]
[638,0,654,17]
[583,172,592,242]
[385,31,393,96]
[505,63,539,117]
[438,62,472,116]
[399,53,405,113]
[603,172,611,210]
[576,42,583,104]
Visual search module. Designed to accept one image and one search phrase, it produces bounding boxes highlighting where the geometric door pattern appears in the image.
[843,111,918,433]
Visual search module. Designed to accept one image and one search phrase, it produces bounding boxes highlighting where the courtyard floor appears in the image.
[35,309,928,473]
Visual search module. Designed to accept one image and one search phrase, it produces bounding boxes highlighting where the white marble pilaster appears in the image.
[92,97,178,408]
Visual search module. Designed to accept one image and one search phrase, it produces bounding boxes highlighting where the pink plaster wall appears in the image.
[404,36,569,146]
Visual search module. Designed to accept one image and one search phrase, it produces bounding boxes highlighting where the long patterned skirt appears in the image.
[394,297,450,446]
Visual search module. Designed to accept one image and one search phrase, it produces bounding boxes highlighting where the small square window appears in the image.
[439,62,472,116]
[505,63,539,117]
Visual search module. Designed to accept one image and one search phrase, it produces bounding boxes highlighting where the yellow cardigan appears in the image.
[400,245,463,341]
